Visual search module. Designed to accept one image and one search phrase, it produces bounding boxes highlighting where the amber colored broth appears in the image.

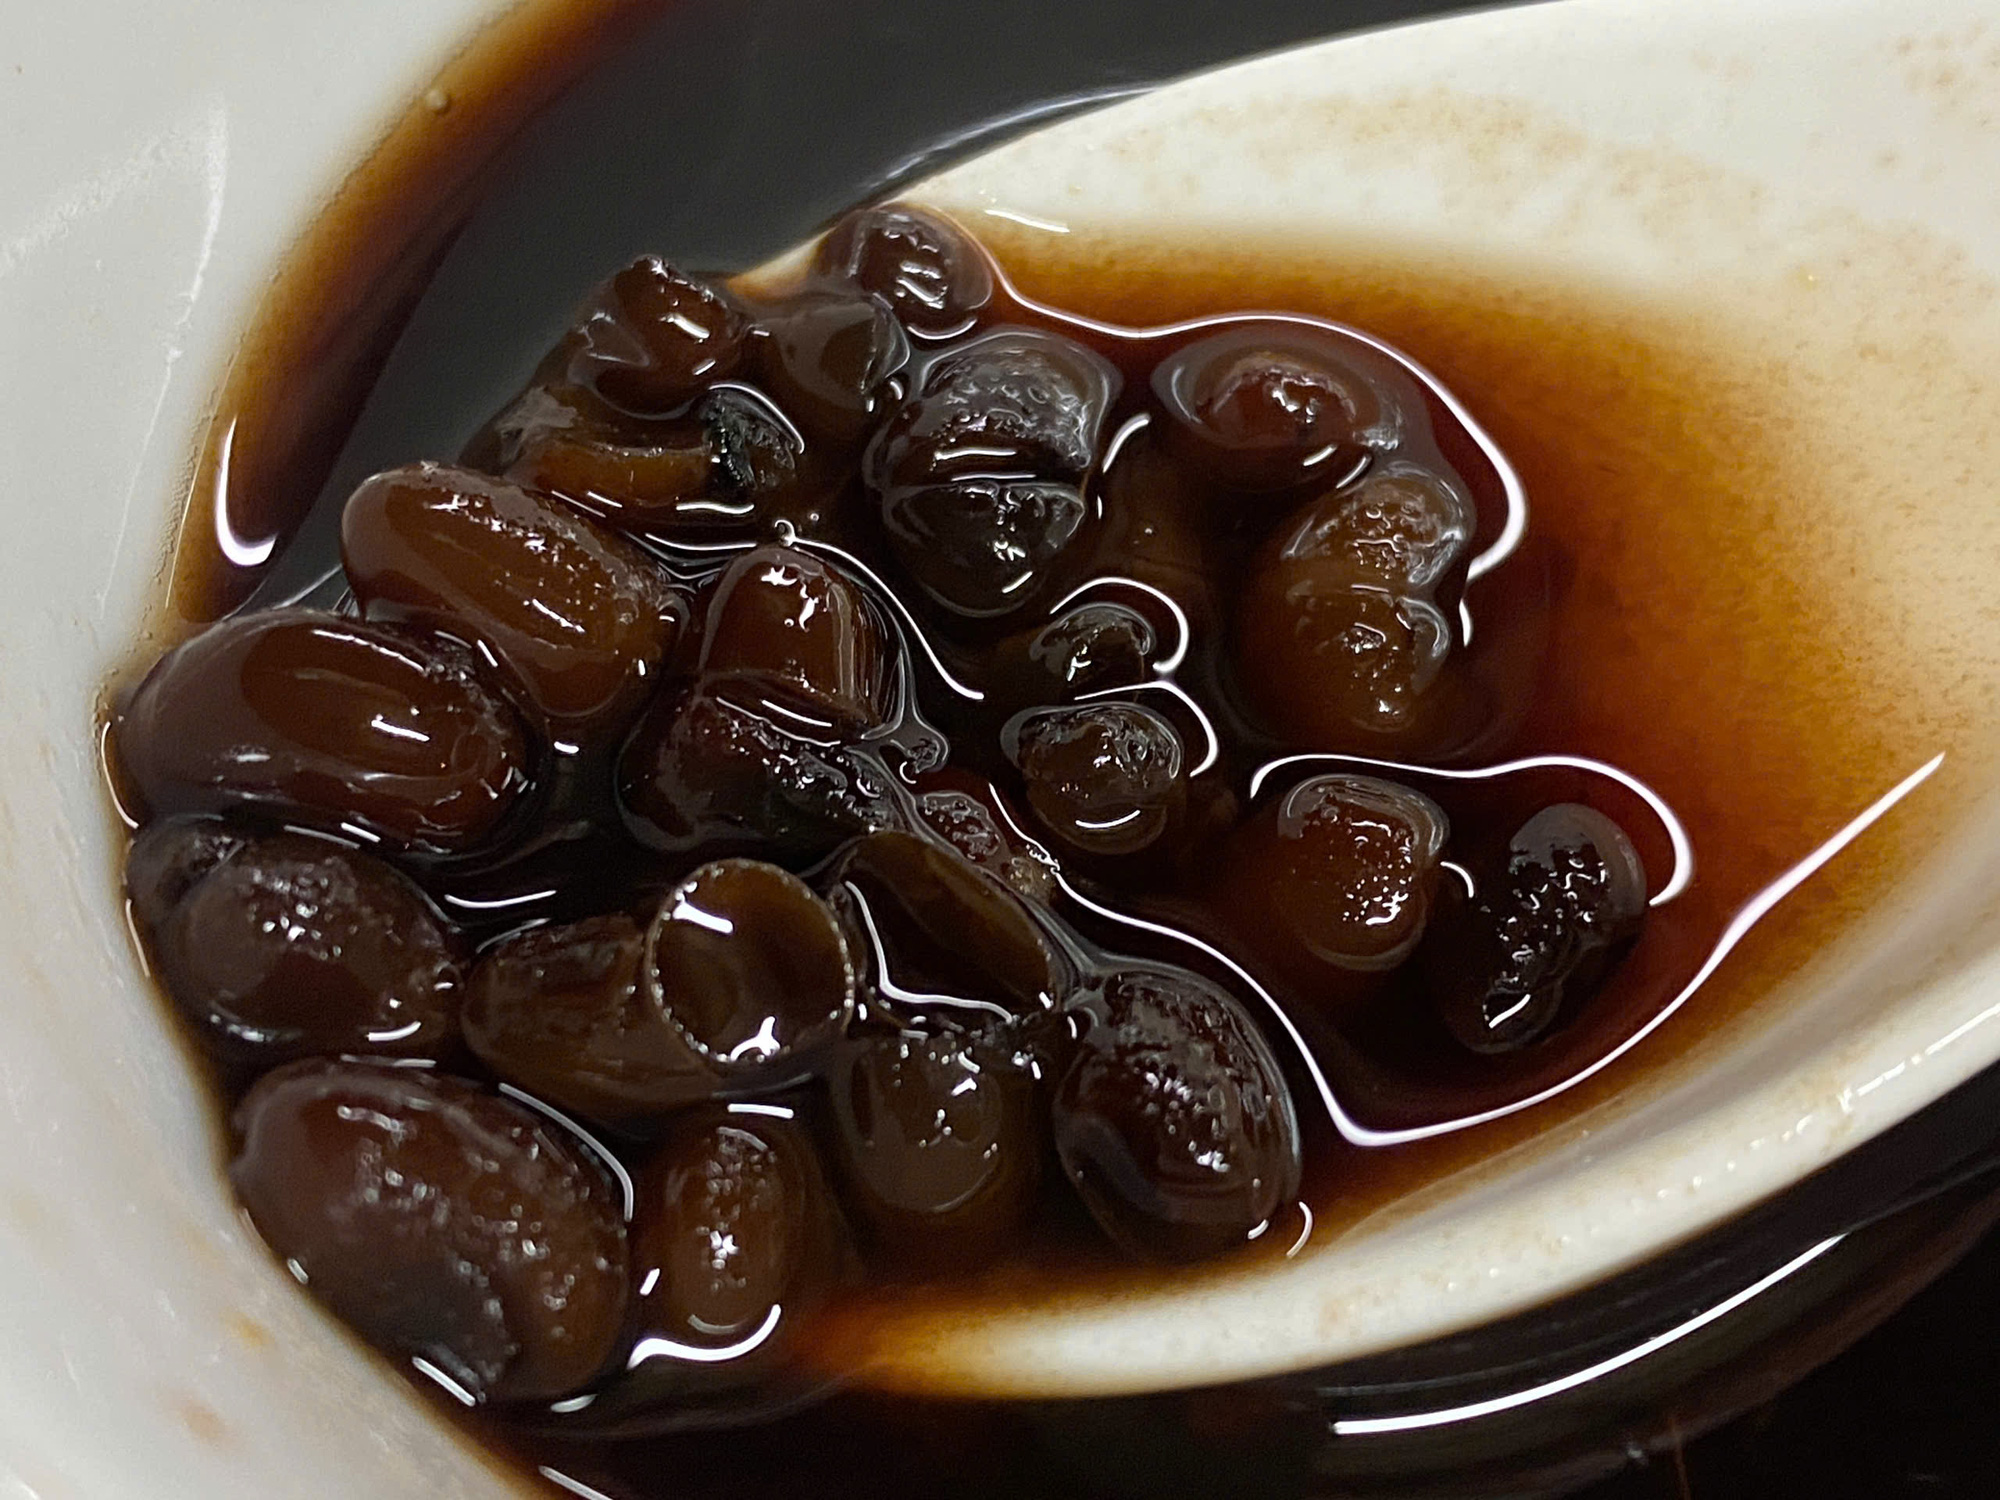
[154,224,1956,1361]
[792,234,1958,1350]
[125,3,1987,1490]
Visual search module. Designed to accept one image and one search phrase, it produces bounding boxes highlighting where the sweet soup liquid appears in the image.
[812,239,1948,1351]
[114,6,1961,1497]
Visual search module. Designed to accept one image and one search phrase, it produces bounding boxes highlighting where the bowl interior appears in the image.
[2,0,1998,1493]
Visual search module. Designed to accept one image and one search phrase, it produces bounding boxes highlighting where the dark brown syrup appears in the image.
[109,2,1966,1495]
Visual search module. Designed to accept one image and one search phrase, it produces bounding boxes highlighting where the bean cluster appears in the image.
[111,206,1647,1410]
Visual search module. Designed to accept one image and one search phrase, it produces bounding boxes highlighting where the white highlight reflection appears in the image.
[727,1101,798,1121]
[983,206,1071,235]
[1286,1202,1316,1259]
[1064,752,1944,1149]
[1098,411,1152,473]
[670,896,734,937]
[1332,1233,1844,1435]
[540,1467,619,1500]
[627,1303,784,1368]
[409,1357,477,1408]
[441,888,557,913]
[208,418,276,567]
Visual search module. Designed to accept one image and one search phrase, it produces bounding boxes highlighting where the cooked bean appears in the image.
[814,204,993,337]
[630,1112,837,1352]
[821,830,1066,1038]
[1427,803,1648,1054]
[1239,773,1449,974]
[1053,969,1301,1263]
[567,257,749,415]
[342,461,687,728]
[1153,323,1400,491]
[137,827,462,1063]
[754,286,910,441]
[1235,463,1475,752]
[114,609,530,852]
[645,860,856,1083]
[1009,702,1186,858]
[465,914,714,1122]
[828,1029,1040,1264]
[231,1062,628,1402]
[619,682,893,860]
[698,544,889,729]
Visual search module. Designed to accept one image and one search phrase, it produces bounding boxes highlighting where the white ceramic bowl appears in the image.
[3,0,1997,1491]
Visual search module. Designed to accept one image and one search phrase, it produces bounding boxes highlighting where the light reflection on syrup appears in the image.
[1329,1232,1847,1436]
[208,418,279,569]
[1061,752,1944,1156]
[540,1468,621,1500]
[627,1303,787,1369]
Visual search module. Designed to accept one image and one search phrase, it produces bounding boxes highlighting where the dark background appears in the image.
[1576,1226,2000,1499]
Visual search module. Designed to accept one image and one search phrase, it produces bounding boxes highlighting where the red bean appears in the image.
[814,204,993,337]
[123,816,247,938]
[464,915,714,1123]
[645,860,856,1082]
[828,1029,1041,1264]
[698,545,889,729]
[132,824,462,1064]
[1426,803,1648,1054]
[618,681,893,859]
[342,462,687,729]
[567,257,749,415]
[1278,463,1475,593]
[1024,601,1158,696]
[1152,324,1399,491]
[867,328,1116,618]
[1053,969,1301,1263]
[753,286,910,441]
[1234,773,1449,976]
[821,830,1067,1039]
[630,1112,837,1351]
[1235,463,1475,752]
[879,477,1091,621]
[909,775,1058,905]
[498,384,805,538]
[697,385,808,503]
[870,330,1116,491]
[231,1061,628,1402]
[1009,701,1187,857]
[114,609,530,852]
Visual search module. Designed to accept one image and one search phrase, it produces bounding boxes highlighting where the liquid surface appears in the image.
[109,1,1982,1493]
[768,232,1959,1378]
[114,215,1952,1479]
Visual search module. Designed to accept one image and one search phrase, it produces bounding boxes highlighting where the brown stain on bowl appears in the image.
[169,1392,230,1447]
[224,1311,275,1354]
[1895,22,2000,129]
